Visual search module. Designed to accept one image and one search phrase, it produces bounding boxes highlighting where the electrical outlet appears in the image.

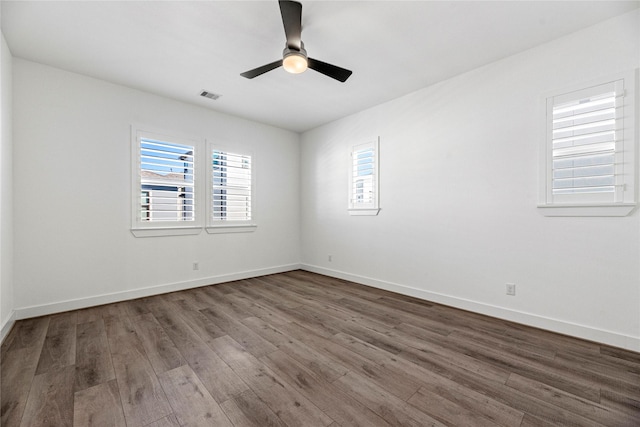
[193,262,199,271]
[506,283,516,296]
[328,255,332,262]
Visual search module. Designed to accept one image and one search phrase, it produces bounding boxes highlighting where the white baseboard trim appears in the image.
[1,310,16,344]
[15,263,302,320]
[301,264,640,352]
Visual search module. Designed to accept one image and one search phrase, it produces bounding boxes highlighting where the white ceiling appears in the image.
[2,1,638,133]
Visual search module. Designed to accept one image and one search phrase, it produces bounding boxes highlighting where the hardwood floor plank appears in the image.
[506,373,640,427]
[219,390,287,427]
[261,349,391,427]
[226,292,292,326]
[209,335,286,392]
[174,303,227,342]
[600,388,640,418]
[279,338,349,383]
[391,323,513,384]
[4,317,50,352]
[397,328,600,401]
[158,364,233,426]
[430,358,605,427]
[200,307,278,358]
[149,300,250,403]
[74,319,115,392]
[19,365,75,427]
[407,386,502,427]
[240,316,295,347]
[105,315,172,426]
[448,328,557,362]
[35,312,77,375]
[1,346,42,426]
[76,305,108,325]
[600,345,640,364]
[201,286,254,319]
[279,322,422,400]
[73,379,126,427]
[144,414,180,427]
[334,371,446,427]
[131,313,185,374]
[251,377,334,427]
[331,332,525,427]
[275,305,344,339]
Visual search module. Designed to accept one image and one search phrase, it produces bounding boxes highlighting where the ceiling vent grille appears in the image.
[200,90,221,100]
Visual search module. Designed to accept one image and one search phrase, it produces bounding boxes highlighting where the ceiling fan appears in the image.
[240,0,353,82]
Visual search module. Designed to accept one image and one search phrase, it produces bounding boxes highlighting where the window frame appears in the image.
[131,126,204,237]
[538,70,637,217]
[348,138,380,216]
[205,142,257,234]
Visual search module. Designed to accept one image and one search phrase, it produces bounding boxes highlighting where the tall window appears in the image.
[539,72,636,216]
[131,127,202,236]
[210,149,252,223]
[349,138,380,215]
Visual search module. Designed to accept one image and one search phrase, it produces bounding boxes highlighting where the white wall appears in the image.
[12,59,301,317]
[0,29,15,340]
[300,10,640,351]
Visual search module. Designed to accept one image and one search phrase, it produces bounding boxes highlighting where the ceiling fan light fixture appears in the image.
[283,45,308,74]
[283,53,307,74]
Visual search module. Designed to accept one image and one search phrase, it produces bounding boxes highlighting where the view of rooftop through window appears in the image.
[139,138,195,222]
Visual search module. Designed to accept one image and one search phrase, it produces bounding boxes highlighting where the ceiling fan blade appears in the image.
[240,60,283,79]
[279,0,302,50]
[308,58,353,82]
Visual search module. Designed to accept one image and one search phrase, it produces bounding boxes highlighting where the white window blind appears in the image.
[211,150,252,222]
[349,139,380,215]
[539,71,636,216]
[139,138,195,222]
[550,82,621,199]
[352,146,375,205]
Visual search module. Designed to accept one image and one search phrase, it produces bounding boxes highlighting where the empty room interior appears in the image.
[1,0,640,426]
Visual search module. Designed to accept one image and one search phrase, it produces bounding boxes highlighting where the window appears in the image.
[207,146,256,233]
[349,138,380,216]
[539,71,636,216]
[131,127,202,236]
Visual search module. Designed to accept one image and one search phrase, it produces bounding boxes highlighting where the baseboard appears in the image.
[1,309,16,344]
[15,263,302,320]
[301,263,640,352]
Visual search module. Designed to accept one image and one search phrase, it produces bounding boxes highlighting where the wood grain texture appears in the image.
[158,364,232,426]
[19,365,75,427]
[105,315,172,426]
[1,346,42,426]
[131,313,185,374]
[220,390,287,427]
[74,319,115,392]
[35,312,77,375]
[73,380,126,427]
[2,270,639,426]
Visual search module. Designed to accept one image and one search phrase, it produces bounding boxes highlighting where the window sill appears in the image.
[537,204,636,217]
[131,226,202,237]
[206,224,257,234]
[348,208,380,216]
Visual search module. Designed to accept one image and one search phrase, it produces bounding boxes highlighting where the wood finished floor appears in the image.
[2,270,639,427]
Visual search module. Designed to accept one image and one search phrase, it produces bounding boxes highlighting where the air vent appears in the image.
[200,90,221,100]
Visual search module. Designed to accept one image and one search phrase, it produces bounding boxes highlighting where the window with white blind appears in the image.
[539,71,636,216]
[131,127,202,236]
[349,139,380,216]
[207,146,256,233]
